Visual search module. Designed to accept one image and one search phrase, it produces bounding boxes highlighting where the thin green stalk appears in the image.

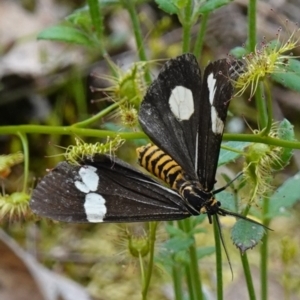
[168,221,184,300]
[248,0,257,52]
[139,253,146,286]
[260,81,273,136]
[223,133,300,149]
[213,216,223,300]
[87,0,106,55]
[0,125,147,140]
[241,204,251,217]
[177,220,195,300]
[248,0,268,130]
[220,144,244,155]
[172,263,184,300]
[188,237,203,300]
[72,99,127,128]
[193,13,209,58]
[70,69,88,118]
[185,263,196,300]
[179,219,203,300]
[240,253,256,300]
[2,125,300,148]
[142,221,158,300]
[182,0,193,53]
[17,132,29,192]
[123,0,151,84]
[255,83,268,130]
[260,197,270,300]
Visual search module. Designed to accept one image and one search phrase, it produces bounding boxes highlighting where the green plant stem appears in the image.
[255,82,268,130]
[260,81,273,136]
[260,197,270,300]
[193,13,209,58]
[220,145,244,155]
[248,0,269,130]
[224,133,300,149]
[17,132,29,192]
[182,0,193,53]
[172,263,184,300]
[242,204,251,217]
[72,99,127,128]
[183,219,203,300]
[1,124,300,149]
[240,253,256,300]
[71,68,88,118]
[185,263,196,300]
[142,221,158,300]
[87,0,106,55]
[179,219,203,300]
[248,0,257,52]
[123,0,151,84]
[2,126,300,148]
[177,220,195,300]
[139,253,146,287]
[0,126,146,140]
[168,221,184,300]
[213,216,223,300]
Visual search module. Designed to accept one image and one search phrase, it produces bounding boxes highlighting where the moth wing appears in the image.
[139,53,201,179]
[30,155,191,223]
[197,59,234,190]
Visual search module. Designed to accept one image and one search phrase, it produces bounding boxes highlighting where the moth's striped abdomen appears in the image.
[137,144,184,190]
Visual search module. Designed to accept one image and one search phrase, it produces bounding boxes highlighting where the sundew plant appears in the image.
[1,1,300,300]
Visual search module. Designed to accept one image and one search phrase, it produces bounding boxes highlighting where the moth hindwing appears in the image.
[30,53,235,223]
[30,154,193,222]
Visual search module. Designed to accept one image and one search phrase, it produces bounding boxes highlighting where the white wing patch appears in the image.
[84,193,107,222]
[74,165,107,222]
[75,165,99,192]
[207,73,224,134]
[207,73,217,105]
[169,86,194,120]
[211,107,224,134]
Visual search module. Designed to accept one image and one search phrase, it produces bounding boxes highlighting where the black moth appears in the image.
[30,53,254,229]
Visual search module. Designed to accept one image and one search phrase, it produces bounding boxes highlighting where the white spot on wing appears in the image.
[208,73,224,134]
[84,193,107,222]
[74,181,90,193]
[169,86,194,120]
[211,107,224,134]
[75,165,99,193]
[207,73,217,105]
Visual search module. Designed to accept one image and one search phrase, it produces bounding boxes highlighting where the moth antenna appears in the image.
[213,172,243,195]
[218,208,271,231]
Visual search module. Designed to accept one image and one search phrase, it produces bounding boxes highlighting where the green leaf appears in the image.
[37,25,95,46]
[216,190,236,212]
[267,171,300,218]
[165,224,185,237]
[155,0,179,15]
[164,236,194,252]
[197,0,234,14]
[271,59,300,92]
[197,246,215,259]
[272,119,295,170]
[218,141,249,166]
[231,219,265,253]
[230,46,248,59]
[66,8,91,26]
[190,214,206,227]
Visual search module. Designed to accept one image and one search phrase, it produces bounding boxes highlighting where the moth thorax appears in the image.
[136,144,184,189]
[180,183,218,214]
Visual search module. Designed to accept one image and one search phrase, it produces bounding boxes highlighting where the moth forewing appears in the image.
[138,53,202,180]
[197,59,234,191]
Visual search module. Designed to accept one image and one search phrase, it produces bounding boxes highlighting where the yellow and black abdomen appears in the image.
[136,144,184,190]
